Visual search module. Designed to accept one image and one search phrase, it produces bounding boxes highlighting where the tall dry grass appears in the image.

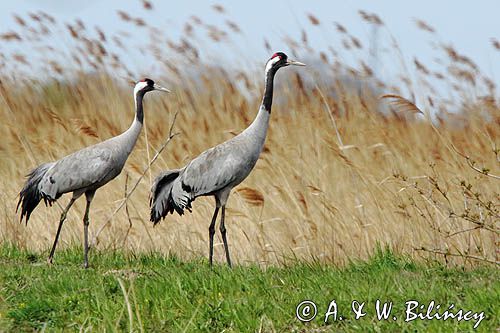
[0,7,498,266]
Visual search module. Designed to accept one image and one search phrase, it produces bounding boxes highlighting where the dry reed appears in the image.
[0,7,497,267]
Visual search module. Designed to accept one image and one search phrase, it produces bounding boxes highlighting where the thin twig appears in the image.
[447,208,499,234]
[415,247,499,265]
[92,112,179,245]
[453,146,500,180]
[446,226,483,238]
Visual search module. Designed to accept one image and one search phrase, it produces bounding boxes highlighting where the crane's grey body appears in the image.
[150,52,305,267]
[152,107,269,216]
[39,123,141,200]
[17,78,169,267]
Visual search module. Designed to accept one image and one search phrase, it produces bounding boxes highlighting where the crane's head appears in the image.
[134,78,170,95]
[265,52,306,74]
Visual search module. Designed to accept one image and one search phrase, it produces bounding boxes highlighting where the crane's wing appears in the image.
[149,168,183,222]
[39,146,116,199]
[170,143,244,209]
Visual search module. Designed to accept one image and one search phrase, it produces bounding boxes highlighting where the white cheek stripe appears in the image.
[134,81,148,95]
[265,56,280,73]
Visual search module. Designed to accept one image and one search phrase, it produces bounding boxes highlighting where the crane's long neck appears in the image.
[127,90,145,145]
[135,91,145,124]
[242,67,276,142]
[262,68,276,113]
[114,90,145,156]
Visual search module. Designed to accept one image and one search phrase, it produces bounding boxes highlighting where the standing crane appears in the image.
[150,52,305,267]
[17,78,170,268]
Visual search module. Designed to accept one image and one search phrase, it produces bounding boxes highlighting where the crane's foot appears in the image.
[47,257,54,265]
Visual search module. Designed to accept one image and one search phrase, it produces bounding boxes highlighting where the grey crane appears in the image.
[150,52,305,267]
[17,78,170,268]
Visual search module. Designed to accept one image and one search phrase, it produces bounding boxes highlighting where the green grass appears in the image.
[0,245,497,332]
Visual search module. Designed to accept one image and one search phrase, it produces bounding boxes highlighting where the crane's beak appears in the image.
[286,59,306,66]
[154,84,171,93]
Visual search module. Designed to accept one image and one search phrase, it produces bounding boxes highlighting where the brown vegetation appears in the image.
[0,6,498,266]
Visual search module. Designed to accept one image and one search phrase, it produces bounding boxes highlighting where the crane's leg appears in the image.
[48,197,77,264]
[208,207,220,267]
[219,206,232,268]
[83,191,95,269]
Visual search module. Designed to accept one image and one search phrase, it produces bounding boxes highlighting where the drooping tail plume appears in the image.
[150,168,188,224]
[17,162,54,224]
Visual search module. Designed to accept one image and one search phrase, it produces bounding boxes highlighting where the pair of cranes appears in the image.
[17,52,305,268]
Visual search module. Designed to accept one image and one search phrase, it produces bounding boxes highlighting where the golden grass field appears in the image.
[0,7,498,266]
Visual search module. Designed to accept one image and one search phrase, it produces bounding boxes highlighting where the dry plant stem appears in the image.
[0,89,37,165]
[315,83,344,147]
[461,217,497,234]
[92,112,179,245]
[382,26,415,98]
[2,10,498,267]
[446,226,483,238]
[455,148,500,180]
[381,94,499,180]
[416,247,500,266]
[121,173,133,247]
[429,118,500,180]
[143,115,153,185]
[424,106,499,180]
[128,200,155,247]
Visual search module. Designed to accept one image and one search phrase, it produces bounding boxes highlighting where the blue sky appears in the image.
[0,0,499,85]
